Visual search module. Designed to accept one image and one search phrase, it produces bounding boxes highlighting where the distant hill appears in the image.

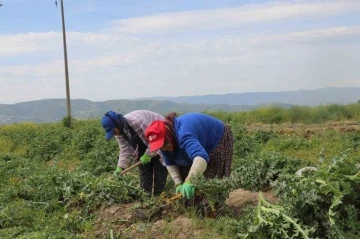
[0,99,265,125]
[137,87,360,106]
[1,87,359,125]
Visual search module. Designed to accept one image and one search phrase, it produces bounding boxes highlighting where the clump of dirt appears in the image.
[304,129,314,139]
[226,189,279,216]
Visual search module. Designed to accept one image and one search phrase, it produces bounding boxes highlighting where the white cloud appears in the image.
[0,0,360,104]
[0,31,142,57]
[109,0,360,34]
[0,32,61,56]
[260,26,360,42]
[1,24,359,79]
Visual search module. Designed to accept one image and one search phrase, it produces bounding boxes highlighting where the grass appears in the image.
[261,129,360,163]
[1,106,360,238]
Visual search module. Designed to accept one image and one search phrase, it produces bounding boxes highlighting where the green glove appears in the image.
[181,182,195,199]
[140,154,152,164]
[176,184,183,194]
[113,167,123,176]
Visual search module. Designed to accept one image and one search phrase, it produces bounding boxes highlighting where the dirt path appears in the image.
[245,120,360,134]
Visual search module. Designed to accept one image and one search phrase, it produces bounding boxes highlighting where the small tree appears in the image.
[62,115,73,128]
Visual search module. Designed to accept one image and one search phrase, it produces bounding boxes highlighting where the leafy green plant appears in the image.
[270,153,360,238]
[237,192,315,239]
[229,122,259,160]
[0,153,147,238]
[62,116,74,128]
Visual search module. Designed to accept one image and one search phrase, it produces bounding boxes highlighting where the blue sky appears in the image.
[0,0,360,104]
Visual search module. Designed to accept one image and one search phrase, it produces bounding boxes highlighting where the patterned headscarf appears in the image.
[106,112,139,150]
[115,114,133,141]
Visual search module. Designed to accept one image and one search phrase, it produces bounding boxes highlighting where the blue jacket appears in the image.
[162,113,225,167]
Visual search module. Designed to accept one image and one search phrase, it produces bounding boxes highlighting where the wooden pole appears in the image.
[60,0,71,119]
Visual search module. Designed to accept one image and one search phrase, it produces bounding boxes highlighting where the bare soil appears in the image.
[87,188,279,238]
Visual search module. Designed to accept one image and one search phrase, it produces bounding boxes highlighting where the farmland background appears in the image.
[1,103,360,238]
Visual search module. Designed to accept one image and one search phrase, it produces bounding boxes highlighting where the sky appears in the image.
[0,0,359,104]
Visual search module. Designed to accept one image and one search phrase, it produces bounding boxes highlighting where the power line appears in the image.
[1,2,124,20]
[0,3,55,8]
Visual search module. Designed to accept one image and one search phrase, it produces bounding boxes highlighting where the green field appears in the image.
[1,104,360,238]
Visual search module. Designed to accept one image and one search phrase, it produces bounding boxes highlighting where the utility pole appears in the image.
[60,0,71,119]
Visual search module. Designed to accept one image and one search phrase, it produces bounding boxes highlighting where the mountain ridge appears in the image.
[0,98,264,125]
[134,87,360,106]
[1,87,359,124]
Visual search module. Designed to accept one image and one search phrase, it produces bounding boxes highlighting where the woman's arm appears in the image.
[115,135,134,169]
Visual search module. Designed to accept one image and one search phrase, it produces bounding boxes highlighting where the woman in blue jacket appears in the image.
[145,112,234,204]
